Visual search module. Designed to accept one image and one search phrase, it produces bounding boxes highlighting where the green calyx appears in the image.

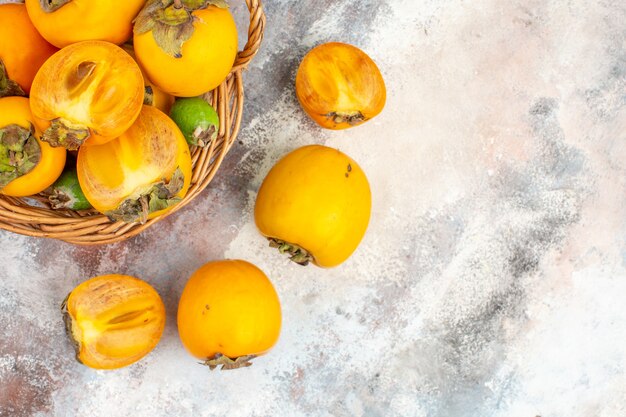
[327,111,366,126]
[0,59,25,98]
[42,119,90,151]
[39,0,72,13]
[134,0,229,58]
[0,124,41,189]
[105,167,185,224]
[203,353,256,370]
[268,238,314,266]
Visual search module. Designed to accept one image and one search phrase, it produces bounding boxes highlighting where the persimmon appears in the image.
[62,274,166,370]
[29,41,144,150]
[133,0,238,97]
[0,3,57,97]
[0,96,66,197]
[177,260,282,370]
[121,44,175,114]
[77,105,192,223]
[255,145,371,267]
[25,0,145,48]
[296,42,386,129]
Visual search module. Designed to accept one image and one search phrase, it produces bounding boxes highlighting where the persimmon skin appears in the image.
[121,44,175,114]
[255,145,371,267]
[295,42,386,130]
[76,105,192,220]
[177,260,282,361]
[0,97,66,197]
[25,0,145,48]
[29,41,144,148]
[0,3,57,95]
[133,6,238,97]
[63,274,166,370]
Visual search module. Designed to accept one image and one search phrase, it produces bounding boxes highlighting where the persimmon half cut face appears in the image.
[295,42,386,130]
[29,40,144,150]
[62,274,166,370]
[77,105,192,224]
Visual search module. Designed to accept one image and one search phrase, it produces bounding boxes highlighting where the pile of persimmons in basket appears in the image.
[0,0,386,370]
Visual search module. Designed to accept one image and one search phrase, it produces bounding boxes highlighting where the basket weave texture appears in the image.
[0,0,266,245]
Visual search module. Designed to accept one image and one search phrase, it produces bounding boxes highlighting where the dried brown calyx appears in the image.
[60,294,82,363]
[39,0,73,13]
[0,124,41,188]
[105,167,185,224]
[134,0,229,58]
[0,59,25,98]
[42,118,90,150]
[326,111,367,126]
[203,353,256,370]
[268,238,314,266]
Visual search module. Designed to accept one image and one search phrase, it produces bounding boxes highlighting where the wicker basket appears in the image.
[0,0,265,245]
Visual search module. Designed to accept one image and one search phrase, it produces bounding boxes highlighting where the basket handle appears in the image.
[232,0,266,71]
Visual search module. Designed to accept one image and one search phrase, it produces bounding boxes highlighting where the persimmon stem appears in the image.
[268,238,313,266]
[173,0,183,8]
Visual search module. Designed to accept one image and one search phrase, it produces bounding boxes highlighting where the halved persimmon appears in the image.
[29,41,144,150]
[25,0,145,48]
[62,274,166,370]
[77,105,192,223]
[0,3,58,97]
[296,42,386,130]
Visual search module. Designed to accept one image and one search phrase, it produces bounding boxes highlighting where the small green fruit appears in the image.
[48,168,91,211]
[169,97,219,147]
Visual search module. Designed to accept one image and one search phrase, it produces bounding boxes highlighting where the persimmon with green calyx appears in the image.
[25,0,146,48]
[0,96,66,197]
[0,3,57,97]
[296,42,386,130]
[133,0,238,97]
[62,274,166,370]
[29,41,144,150]
[177,260,282,370]
[170,97,219,147]
[48,167,92,210]
[77,105,192,224]
[254,145,372,268]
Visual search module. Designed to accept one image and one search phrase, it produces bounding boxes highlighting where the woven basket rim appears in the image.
[0,0,266,245]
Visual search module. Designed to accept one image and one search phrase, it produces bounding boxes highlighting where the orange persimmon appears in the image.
[121,44,175,114]
[0,96,66,197]
[133,0,238,97]
[62,274,166,370]
[25,0,145,48]
[77,105,192,224]
[177,260,282,370]
[29,41,144,150]
[296,42,386,130]
[0,3,57,97]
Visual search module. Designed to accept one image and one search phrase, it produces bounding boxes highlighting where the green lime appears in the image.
[170,97,219,147]
[48,168,92,211]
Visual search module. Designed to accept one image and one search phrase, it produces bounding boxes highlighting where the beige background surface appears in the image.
[1,0,626,416]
